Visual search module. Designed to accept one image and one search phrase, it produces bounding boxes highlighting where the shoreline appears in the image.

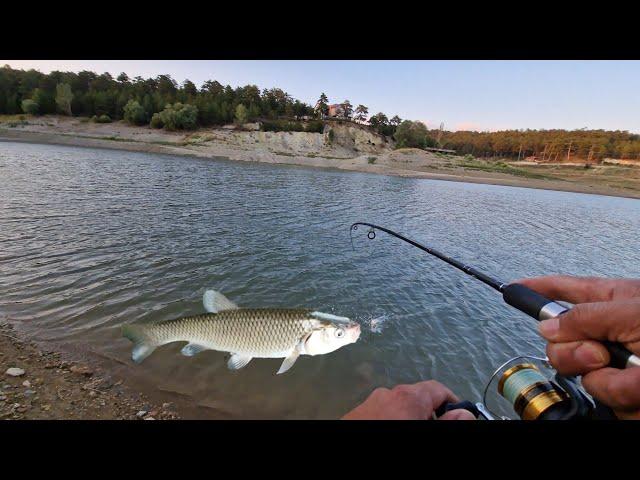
[0,322,179,420]
[2,126,640,200]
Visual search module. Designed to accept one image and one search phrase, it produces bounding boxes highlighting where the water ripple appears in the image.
[1,141,640,418]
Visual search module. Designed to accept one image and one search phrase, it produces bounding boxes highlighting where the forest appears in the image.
[437,128,640,162]
[0,65,314,126]
[2,65,639,160]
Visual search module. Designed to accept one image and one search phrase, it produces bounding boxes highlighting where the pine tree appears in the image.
[342,100,353,119]
[315,93,329,119]
[354,105,369,123]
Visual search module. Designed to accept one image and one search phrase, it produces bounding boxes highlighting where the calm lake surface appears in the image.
[1,141,639,418]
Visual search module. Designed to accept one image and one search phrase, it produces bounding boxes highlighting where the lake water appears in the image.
[1,141,639,418]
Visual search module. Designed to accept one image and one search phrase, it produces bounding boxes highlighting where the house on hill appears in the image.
[327,103,346,118]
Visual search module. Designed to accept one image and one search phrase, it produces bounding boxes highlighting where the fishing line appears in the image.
[349,221,639,370]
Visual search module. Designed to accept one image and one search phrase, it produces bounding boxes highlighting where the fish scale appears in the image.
[145,308,314,356]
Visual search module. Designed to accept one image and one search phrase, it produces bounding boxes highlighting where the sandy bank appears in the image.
[1,116,639,200]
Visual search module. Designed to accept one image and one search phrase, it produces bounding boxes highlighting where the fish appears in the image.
[121,289,361,374]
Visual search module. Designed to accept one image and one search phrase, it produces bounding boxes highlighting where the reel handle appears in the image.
[502,283,640,370]
[434,400,479,419]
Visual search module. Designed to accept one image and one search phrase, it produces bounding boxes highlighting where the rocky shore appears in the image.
[0,322,178,420]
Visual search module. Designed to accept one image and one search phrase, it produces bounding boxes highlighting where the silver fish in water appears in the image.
[122,290,361,374]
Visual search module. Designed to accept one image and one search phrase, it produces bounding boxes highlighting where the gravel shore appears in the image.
[0,322,178,420]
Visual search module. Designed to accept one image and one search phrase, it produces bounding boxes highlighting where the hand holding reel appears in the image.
[437,354,616,420]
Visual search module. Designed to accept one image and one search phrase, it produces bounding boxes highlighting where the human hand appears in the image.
[516,275,640,419]
[341,380,476,420]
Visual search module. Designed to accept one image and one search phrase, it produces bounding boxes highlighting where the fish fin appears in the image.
[203,289,239,313]
[277,349,300,375]
[122,324,157,364]
[181,343,209,357]
[227,353,253,370]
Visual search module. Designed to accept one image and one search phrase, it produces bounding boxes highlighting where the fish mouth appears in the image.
[347,323,361,343]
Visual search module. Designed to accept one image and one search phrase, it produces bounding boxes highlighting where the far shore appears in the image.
[2,117,640,200]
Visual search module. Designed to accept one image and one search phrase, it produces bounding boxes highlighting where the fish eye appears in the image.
[335,328,345,338]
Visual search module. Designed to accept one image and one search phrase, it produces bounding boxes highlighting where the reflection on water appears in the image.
[1,141,639,418]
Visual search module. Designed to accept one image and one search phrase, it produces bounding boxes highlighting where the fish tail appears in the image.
[122,324,158,364]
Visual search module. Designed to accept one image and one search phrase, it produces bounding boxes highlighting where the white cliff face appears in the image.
[323,122,393,155]
[222,122,393,158]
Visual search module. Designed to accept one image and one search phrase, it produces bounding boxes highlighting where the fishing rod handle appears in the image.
[502,283,640,370]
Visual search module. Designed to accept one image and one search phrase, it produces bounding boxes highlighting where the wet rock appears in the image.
[136,410,147,418]
[70,366,93,377]
[24,390,36,397]
[98,378,115,389]
[5,368,25,377]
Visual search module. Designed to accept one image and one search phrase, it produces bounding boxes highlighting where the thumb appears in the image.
[538,299,640,347]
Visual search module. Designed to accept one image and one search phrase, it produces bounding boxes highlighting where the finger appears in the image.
[582,367,640,411]
[538,299,640,347]
[613,409,640,420]
[411,380,459,409]
[514,276,640,304]
[439,409,476,420]
[546,340,609,376]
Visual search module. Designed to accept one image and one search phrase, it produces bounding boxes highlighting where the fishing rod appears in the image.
[350,222,640,420]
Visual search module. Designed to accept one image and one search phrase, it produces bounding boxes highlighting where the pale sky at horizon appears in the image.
[3,60,640,133]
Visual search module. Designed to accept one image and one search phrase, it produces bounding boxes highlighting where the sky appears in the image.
[3,60,640,133]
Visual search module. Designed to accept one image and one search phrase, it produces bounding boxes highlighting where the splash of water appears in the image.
[361,314,388,334]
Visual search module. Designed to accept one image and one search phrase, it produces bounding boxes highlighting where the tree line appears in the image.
[436,128,640,161]
[3,65,637,160]
[0,65,315,126]
[0,66,413,135]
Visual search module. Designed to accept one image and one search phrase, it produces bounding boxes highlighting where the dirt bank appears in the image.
[1,115,640,199]
[0,322,178,420]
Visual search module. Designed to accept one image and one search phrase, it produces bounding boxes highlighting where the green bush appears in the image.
[235,104,248,125]
[156,103,198,131]
[305,120,324,133]
[328,129,335,143]
[368,156,377,164]
[21,99,39,115]
[394,120,435,149]
[93,114,112,123]
[123,100,147,125]
[150,113,164,129]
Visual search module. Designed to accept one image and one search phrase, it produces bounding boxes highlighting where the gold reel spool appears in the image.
[498,363,569,420]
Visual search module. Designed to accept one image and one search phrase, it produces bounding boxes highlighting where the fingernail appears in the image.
[575,343,606,367]
[539,317,559,338]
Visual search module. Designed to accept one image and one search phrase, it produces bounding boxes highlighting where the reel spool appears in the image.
[482,355,583,420]
[498,363,571,420]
